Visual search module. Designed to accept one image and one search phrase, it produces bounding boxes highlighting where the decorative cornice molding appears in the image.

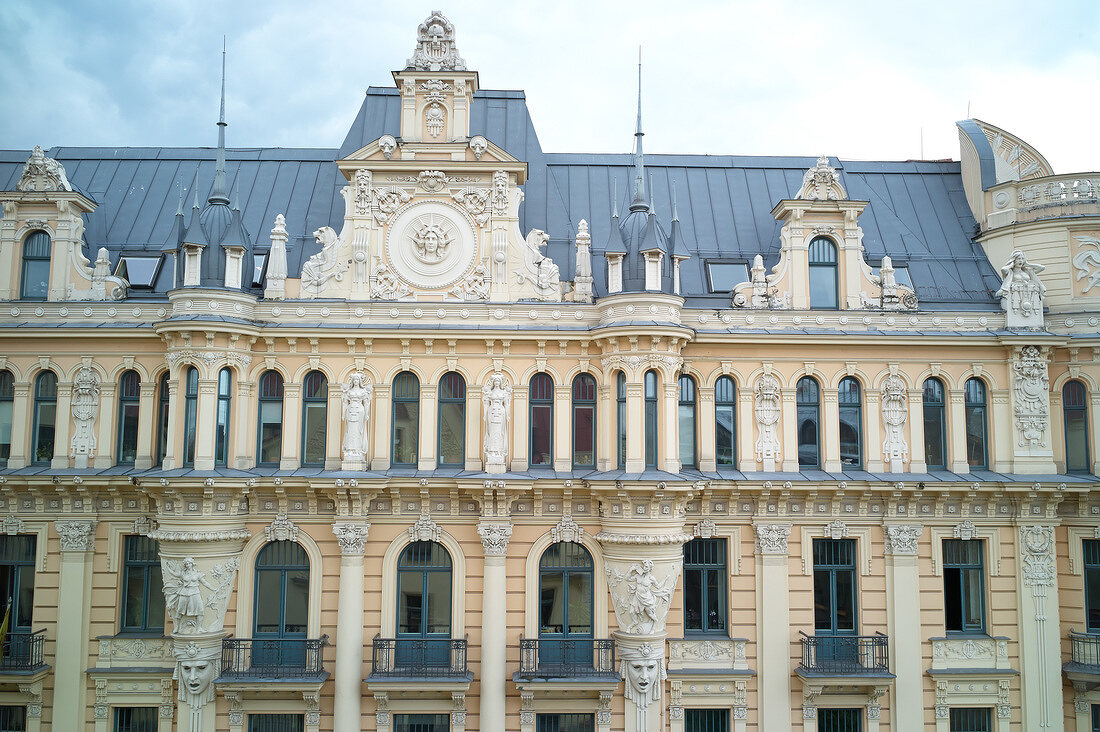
[594,530,692,545]
[147,527,251,543]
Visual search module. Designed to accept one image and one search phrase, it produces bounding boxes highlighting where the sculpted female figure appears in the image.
[482,372,512,468]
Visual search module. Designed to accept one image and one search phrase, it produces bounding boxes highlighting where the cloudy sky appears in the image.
[3,1,1098,172]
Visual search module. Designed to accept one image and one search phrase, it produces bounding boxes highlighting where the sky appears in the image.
[2,0,1099,172]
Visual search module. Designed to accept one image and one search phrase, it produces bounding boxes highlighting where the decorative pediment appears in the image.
[406,11,466,72]
[16,146,72,192]
[797,155,846,201]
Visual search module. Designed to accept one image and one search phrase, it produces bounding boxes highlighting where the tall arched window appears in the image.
[808,236,838,310]
[715,376,736,468]
[392,372,420,466]
[678,375,697,468]
[155,372,170,467]
[214,368,232,467]
[838,377,862,469]
[301,371,328,467]
[530,373,554,466]
[964,378,988,469]
[257,371,284,467]
[20,231,51,301]
[572,374,596,469]
[1064,380,1090,472]
[438,372,466,467]
[616,372,626,470]
[117,370,141,465]
[922,377,947,470]
[0,370,13,468]
[254,540,309,665]
[397,541,452,667]
[32,371,57,464]
[538,542,594,667]
[796,376,820,468]
[644,370,658,468]
[183,367,199,467]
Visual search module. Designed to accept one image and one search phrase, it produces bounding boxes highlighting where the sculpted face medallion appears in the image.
[385,201,476,290]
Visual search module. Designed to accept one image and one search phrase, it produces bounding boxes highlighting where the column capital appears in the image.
[752,522,791,555]
[477,521,512,556]
[333,522,370,556]
[883,523,922,555]
[1019,524,1055,587]
[55,519,96,552]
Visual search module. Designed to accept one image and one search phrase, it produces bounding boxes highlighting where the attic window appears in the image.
[115,256,162,289]
[252,254,267,287]
[706,261,749,293]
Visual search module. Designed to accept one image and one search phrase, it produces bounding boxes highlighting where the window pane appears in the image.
[965,405,987,468]
[539,571,564,634]
[118,403,140,464]
[839,405,861,468]
[392,403,419,465]
[183,393,198,467]
[924,405,946,469]
[566,572,592,634]
[797,404,819,468]
[531,404,552,465]
[684,568,702,631]
[948,707,992,732]
[254,571,282,634]
[706,262,748,292]
[146,565,165,630]
[573,405,594,467]
[616,373,627,470]
[283,569,308,634]
[123,566,147,628]
[21,260,50,300]
[398,571,423,634]
[814,569,832,630]
[835,567,856,631]
[678,403,696,467]
[114,706,158,732]
[1065,388,1089,471]
[809,265,838,309]
[685,709,729,732]
[302,402,327,466]
[716,404,735,467]
[0,401,14,466]
[258,401,283,465]
[425,569,451,634]
[33,403,55,463]
[645,400,657,468]
[438,402,464,466]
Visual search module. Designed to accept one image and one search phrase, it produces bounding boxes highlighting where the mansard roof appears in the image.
[0,88,999,307]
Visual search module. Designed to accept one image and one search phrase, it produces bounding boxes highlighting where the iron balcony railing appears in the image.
[0,630,46,672]
[1070,631,1100,668]
[220,636,328,679]
[370,636,470,678]
[799,632,890,674]
[517,638,617,679]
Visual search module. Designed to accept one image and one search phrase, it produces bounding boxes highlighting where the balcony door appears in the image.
[397,541,452,669]
[253,540,309,668]
[812,538,857,667]
[538,542,594,669]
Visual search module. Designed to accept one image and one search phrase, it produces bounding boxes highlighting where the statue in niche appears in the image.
[341,371,373,461]
[412,223,451,264]
[482,372,512,468]
[163,557,216,631]
[996,250,1046,328]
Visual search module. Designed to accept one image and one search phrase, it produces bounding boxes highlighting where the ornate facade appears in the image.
[0,12,1098,732]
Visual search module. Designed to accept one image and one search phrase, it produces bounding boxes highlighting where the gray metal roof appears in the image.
[0,87,1000,306]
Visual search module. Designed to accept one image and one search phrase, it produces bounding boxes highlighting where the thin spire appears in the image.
[671,179,679,221]
[629,46,648,212]
[176,183,184,216]
[612,178,619,218]
[209,38,229,205]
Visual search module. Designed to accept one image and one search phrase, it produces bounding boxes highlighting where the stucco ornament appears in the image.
[177,654,218,732]
[372,186,412,225]
[469,135,488,160]
[17,145,72,192]
[371,262,409,300]
[551,515,584,544]
[996,250,1045,328]
[378,134,397,160]
[406,11,466,72]
[353,170,373,215]
[451,187,490,227]
[797,155,846,200]
[300,226,347,295]
[387,203,475,290]
[1072,235,1100,293]
[481,372,512,470]
[884,524,921,555]
[620,641,666,732]
[880,374,908,470]
[754,523,791,555]
[264,514,299,543]
[162,557,216,632]
[1012,345,1049,447]
[341,371,373,462]
[606,559,675,634]
[264,214,288,299]
[410,514,443,542]
[450,264,490,300]
[573,219,594,303]
[70,365,101,467]
[476,522,512,556]
[754,373,782,470]
[516,229,562,301]
[490,170,510,216]
[333,523,370,556]
[56,519,96,551]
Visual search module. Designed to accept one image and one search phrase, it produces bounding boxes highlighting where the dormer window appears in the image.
[808,236,838,309]
[607,254,623,294]
[183,246,201,286]
[644,252,662,290]
[20,231,51,300]
[115,256,162,289]
[706,261,749,293]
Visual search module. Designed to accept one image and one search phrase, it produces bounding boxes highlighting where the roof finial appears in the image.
[629,46,648,212]
[176,183,184,216]
[671,179,679,222]
[612,178,619,218]
[209,38,230,205]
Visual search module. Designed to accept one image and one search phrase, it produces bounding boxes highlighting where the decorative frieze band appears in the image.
[147,527,251,543]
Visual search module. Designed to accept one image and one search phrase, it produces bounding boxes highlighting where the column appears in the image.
[906,388,926,473]
[418,384,437,470]
[477,521,512,732]
[53,520,97,731]
[884,524,923,732]
[1016,525,1062,731]
[7,381,29,469]
[822,390,841,472]
[50,381,72,469]
[333,523,370,732]
[134,380,157,469]
[661,383,679,474]
[553,383,571,471]
[93,381,116,468]
[193,378,218,470]
[948,390,967,473]
[625,382,644,472]
[280,382,302,470]
[753,523,792,732]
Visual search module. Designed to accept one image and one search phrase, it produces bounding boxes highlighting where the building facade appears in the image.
[0,11,1099,732]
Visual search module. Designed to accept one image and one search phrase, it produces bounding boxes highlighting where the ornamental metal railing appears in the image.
[0,630,46,672]
[370,636,469,677]
[220,636,328,678]
[799,632,889,674]
[517,637,616,678]
[1070,630,1100,668]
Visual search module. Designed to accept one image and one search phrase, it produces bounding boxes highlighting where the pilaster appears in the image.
[1015,524,1062,731]
[661,383,679,473]
[625,383,644,472]
[93,381,115,468]
[418,383,437,470]
[161,376,180,470]
[233,379,254,469]
[477,519,512,732]
[553,385,570,471]
[53,519,96,731]
[134,381,157,469]
[780,391,798,472]
[333,522,370,732]
[280,382,302,470]
[753,523,792,732]
[50,382,72,469]
[698,386,716,472]
[884,524,923,732]
[193,378,217,470]
[7,382,28,469]
[865,390,884,472]
[1007,345,1057,474]
[737,388,754,472]
[511,384,529,472]
[822,390,841,472]
[948,390,968,473]
[906,388,927,472]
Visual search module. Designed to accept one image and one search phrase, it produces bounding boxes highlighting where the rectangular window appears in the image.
[117,400,140,465]
[949,707,992,732]
[943,540,985,634]
[923,405,946,470]
[0,535,36,631]
[248,715,305,732]
[1085,540,1100,632]
[1093,704,1100,732]
[114,707,157,732]
[183,394,197,467]
[394,714,449,732]
[530,401,552,466]
[438,401,464,466]
[0,706,24,732]
[813,539,857,634]
[683,538,727,634]
[392,401,419,466]
[809,266,838,309]
[536,714,594,732]
[258,400,282,466]
[817,708,861,732]
[705,262,748,293]
[685,709,729,732]
[301,401,327,466]
[121,535,164,632]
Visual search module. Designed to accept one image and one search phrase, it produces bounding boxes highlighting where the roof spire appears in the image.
[611,178,619,218]
[209,38,230,205]
[671,179,679,222]
[629,46,648,213]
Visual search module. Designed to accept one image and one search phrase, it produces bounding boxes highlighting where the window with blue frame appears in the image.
[32,371,56,465]
[397,541,452,668]
[1085,539,1100,632]
[616,372,626,470]
[715,376,736,468]
[922,378,947,470]
[536,713,594,732]
[155,372,170,467]
[538,542,594,668]
[813,539,858,666]
[437,372,466,467]
[20,230,50,301]
[1064,379,1090,472]
[121,535,164,633]
[644,370,658,468]
[679,375,697,468]
[116,370,141,466]
[817,708,861,732]
[0,535,35,632]
[796,376,821,468]
[964,378,988,469]
[530,373,553,466]
[838,377,862,469]
[257,370,284,467]
[943,539,985,634]
[686,709,729,732]
[808,236,838,310]
[214,367,232,467]
[683,538,727,634]
[572,374,596,469]
[248,715,304,732]
[391,372,420,466]
[113,707,157,732]
[301,371,328,467]
[948,707,991,732]
[182,367,198,467]
[254,541,309,668]
[0,370,13,468]
[394,714,449,732]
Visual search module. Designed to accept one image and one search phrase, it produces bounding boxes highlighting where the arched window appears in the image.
[257,371,284,467]
[678,375,697,468]
[808,236,838,310]
[116,370,141,465]
[572,374,596,469]
[964,378,988,469]
[32,371,57,464]
[438,372,466,467]
[397,541,452,667]
[922,377,947,470]
[20,231,51,301]
[616,372,627,470]
[182,367,199,467]
[538,542,594,666]
[0,370,13,468]
[1064,380,1090,472]
[301,371,328,467]
[214,367,232,467]
[715,376,736,468]
[838,377,862,469]
[254,540,309,665]
[644,370,658,468]
[155,372,170,467]
[796,376,820,468]
[530,373,554,466]
[392,372,420,466]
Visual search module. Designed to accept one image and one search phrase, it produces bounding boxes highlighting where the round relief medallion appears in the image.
[385,200,476,290]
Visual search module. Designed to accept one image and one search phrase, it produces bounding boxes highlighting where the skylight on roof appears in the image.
[705,261,749,293]
[252,254,267,287]
[115,256,162,288]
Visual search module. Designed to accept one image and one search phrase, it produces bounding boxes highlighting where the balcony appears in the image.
[218,636,329,683]
[0,630,47,675]
[796,633,892,677]
[1064,631,1100,689]
[368,636,471,680]
[514,638,618,681]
